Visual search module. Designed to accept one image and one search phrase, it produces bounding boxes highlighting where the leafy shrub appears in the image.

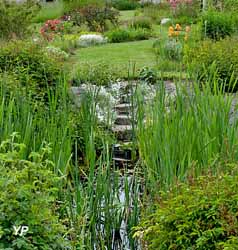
[112,0,140,10]
[51,34,79,53]
[184,38,238,92]
[106,28,151,43]
[106,29,130,43]
[201,10,235,40]
[0,135,69,249]
[0,0,40,40]
[130,17,152,30]
[139,67,157,84]
[135,173,238,250]
[0,41,62,100]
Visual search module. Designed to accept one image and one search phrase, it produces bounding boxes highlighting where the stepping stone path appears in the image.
[70,81,178,167]
[70,81,238,167]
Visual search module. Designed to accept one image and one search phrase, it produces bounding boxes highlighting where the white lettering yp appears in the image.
[13,225,29,236]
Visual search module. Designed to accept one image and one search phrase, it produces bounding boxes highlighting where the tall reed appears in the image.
[136,80,238,192]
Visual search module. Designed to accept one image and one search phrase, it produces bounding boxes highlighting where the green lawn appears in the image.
[70,40,157,78]
[119,10,136,22]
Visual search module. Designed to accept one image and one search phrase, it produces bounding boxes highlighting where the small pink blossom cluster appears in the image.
[40,19,64,41]
[168,0,192,8]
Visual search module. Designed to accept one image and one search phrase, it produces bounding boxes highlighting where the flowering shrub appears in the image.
[168,0,192,9]
[78,34,107,47]
[40,19,64,41]
[45,46,69,60]
[168,23,191,41]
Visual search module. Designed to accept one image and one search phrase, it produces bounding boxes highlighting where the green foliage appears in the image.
[222,0,238,12]
[0,41,62,100]
[112,0,140,10]
[201,10,235,40]
[136,173,238,250]
[173,0,200,24]
[0,135,68,249]
[153,39,183,61]
[32,1,64,23]
[130,17,152,30]
[184,38,238,92]
[142,3,171,23]
[63,0,105,11]
[106,28,151,43]
[0,0,40,40]
[139,67,157,84]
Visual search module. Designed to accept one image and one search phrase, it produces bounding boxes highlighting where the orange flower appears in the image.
[175,23,182,31]
[175,31,180,36]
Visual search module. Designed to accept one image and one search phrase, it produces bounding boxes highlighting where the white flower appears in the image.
[78,34,107,47]
[45,46,69,60]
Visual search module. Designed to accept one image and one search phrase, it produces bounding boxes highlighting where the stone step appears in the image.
[115,103,132,115]
[113,143,132,160]
[112,157,132,168]
[112,125,133,141]
[114,115,132,126]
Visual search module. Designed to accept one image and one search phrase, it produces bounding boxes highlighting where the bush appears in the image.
[201,10,235,40]
[112,0,140,10]
[139,67,157,84]
[0,41,62,100]
[135,173,238,250]
[0,136,69,249]
[0,0,40,40]
[70,5,119,32]
[106,28,151,43]
[184,38,238,92]
[130,17,152,30]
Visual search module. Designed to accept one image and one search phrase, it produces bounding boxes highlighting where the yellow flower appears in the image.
[175,31,180,36]
[184,34,188,41]
[185,26,191,33]
[168,26,174,37]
